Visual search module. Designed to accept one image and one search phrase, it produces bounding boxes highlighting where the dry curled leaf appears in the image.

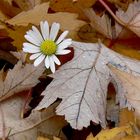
[36,41,140,129]
[85,9,112,39]
[109,65,140,118]
[116,1,140,37]
[0,61,45,102]
[0,95,67,140]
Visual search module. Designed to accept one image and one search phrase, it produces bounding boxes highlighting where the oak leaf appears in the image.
[36,41,140,129]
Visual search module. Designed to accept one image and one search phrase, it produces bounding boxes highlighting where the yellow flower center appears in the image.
[40,40,57,55]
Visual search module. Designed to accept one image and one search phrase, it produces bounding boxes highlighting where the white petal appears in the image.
[24,35,40,46]
[56,49,71,55]
[45,56,50,68]
[58,39,72,50]
[56,30,69,44]
[40,21,49,40]
[52,55,61,65]
[23,45,40,53]
[34,54,45,66]
[23,42,39,49]
[26,30,42,44]
[30,53,42,60]
[49,22,60,41]
[32,26,44,42]
[49,56,55,73]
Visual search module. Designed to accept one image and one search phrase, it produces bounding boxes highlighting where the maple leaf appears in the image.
[115,1,140,37]
[0,95,67,140]
[109,66,140,118]
[6,2,85,39]
[85,8,113,39]
[36,41,140,129]
[0,61,45,102]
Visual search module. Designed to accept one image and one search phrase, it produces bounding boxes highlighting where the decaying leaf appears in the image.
[0,95,67,140]
[36,41,140,129]
[0,61,45,102]
[116,1,140,37]
[109,65,140,118]
[85,9,112,39]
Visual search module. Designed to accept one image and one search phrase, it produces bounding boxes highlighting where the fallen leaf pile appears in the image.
[0,0,140,140]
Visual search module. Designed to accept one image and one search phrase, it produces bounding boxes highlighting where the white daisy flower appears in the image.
[23,21,72,73]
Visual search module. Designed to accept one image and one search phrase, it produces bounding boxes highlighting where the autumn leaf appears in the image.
[36,41,140,129]
[0,0,21,18]
[116,1,140,37]
[119,108,135,127]
[0,95,67,140]
[86,124,137,140]
[84,9,112,39]
[0,61,45,102]
[109,65,140,118]
[6,2,85,39]
[6,3,49,26]
[7,25,31,50]
[50,0,96,20]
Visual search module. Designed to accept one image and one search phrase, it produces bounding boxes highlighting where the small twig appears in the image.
[98,0,126,26]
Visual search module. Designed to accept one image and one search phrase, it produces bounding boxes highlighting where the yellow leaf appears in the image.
[119,108,135,127]
[7,25,31,50]
[86,125,134,140]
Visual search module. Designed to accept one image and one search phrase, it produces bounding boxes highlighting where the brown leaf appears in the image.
[116,1,140,37]
[50,0,96,20]
[0,61,44,102]
[109,65,140,118]
[12,0,42,10]
[0,0,21,18]
[84,9,113,39]
[6,3,49,26]
[6,2,85,39]
[0,95,67,140]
